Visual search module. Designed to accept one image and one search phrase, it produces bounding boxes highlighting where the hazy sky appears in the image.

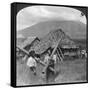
[17,6,87,31]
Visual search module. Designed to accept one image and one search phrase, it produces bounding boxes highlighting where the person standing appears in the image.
[26,51,37,75]
[43,51,56,83]
[52,54,57,64]
[44,53,50,64]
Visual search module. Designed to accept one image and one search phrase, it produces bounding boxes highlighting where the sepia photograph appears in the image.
[16,3,88,86]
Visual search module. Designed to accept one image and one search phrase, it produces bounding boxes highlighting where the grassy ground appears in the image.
[16,58,87,86]
[54,59,87,84]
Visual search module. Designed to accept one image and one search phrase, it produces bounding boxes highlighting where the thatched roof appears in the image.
[30,29,76,54]
[24,37,40,51]
[19,37,40,49]
[61,44,79,49]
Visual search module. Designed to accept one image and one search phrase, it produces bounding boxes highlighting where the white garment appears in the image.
[44,55,50,64]
[52,54,57,63]
[27,57,37,67]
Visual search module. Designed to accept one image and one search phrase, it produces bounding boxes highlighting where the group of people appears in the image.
[25,49,57,83]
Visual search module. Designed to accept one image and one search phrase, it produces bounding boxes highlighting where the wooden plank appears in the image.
[58,47,64,59]
[17,46,29,55]
[56,49,63,62]
[17,46,46,66]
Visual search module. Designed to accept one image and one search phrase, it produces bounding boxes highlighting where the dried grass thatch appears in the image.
[30,29,76,54]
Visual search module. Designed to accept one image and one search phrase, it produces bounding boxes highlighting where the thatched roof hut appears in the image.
[30,29,77,54]
[24,37,40,51]
[18,37,40,50]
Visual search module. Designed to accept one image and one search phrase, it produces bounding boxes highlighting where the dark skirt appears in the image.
[46,62,55,83]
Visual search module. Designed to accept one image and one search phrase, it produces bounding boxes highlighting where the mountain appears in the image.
[17,37,27,46]
[18,20,86,39]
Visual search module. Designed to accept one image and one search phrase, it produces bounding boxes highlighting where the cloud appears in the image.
[17,6,87,31]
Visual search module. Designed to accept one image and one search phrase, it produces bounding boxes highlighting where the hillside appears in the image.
[18,20,86,39]
[17,37,27,46]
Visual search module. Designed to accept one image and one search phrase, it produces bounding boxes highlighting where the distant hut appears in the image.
[60,44,80,58]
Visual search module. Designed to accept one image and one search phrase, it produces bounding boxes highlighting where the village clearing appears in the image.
[16,58,87,86]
